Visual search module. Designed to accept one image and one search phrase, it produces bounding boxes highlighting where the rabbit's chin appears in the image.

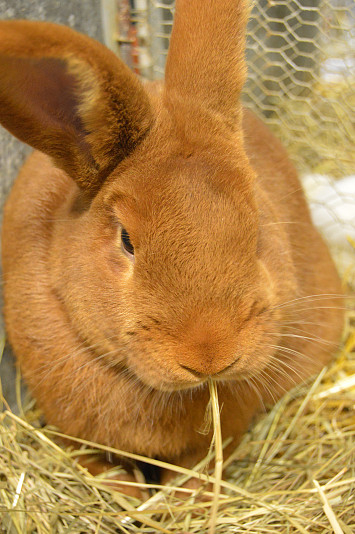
[132,369,207,392]
[137,373,258,393]
[155,380,208,393]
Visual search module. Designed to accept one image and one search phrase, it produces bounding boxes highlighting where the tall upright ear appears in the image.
[0,20,152,193]
[164,0,248,133]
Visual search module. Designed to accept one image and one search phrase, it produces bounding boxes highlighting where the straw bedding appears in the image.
[0,288,354,533]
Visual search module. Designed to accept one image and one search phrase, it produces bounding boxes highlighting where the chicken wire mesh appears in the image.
[104,0,355,279]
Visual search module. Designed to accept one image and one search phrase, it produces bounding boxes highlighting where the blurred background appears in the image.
[0,0,354,407]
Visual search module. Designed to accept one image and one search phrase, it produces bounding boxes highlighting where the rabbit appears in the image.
[0,0,344,497]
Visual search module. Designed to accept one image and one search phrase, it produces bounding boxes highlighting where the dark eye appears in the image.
[121,227,134,259]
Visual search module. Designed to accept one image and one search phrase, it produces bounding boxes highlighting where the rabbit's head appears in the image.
[0,3,304,394]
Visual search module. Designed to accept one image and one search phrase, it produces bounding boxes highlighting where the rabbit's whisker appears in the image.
[270,293,349,312]
[266,332,338,347]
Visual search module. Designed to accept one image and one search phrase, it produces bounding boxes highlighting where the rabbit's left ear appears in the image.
[0,20,152,194]
[164,0,248,134]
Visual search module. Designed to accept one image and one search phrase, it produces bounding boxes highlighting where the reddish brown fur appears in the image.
[0,20,152,192]
[0,0,343,494]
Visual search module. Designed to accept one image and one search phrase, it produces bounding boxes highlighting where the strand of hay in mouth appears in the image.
[0,305,354,533]
[208,378,223,534]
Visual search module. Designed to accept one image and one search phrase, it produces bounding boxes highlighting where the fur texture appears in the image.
[0,0,343,494]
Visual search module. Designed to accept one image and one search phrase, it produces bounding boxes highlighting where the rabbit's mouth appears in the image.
[127,351,270,393]
[130,364,266,393]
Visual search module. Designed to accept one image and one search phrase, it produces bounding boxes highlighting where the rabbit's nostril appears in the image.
[180,357,238,378]
[216,358,239,375]
[180,365,207,379]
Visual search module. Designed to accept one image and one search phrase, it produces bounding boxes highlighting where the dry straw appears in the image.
[267,77,355,179]
[0,292,354,533]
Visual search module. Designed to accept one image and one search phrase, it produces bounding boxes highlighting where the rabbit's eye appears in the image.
[121,227,134,259]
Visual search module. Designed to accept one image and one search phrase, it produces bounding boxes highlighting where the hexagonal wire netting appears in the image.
[110,0,355,279]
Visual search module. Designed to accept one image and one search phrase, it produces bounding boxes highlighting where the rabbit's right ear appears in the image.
[0,20,152,194]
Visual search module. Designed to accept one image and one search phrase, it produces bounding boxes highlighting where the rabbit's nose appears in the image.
[177,310,239,377]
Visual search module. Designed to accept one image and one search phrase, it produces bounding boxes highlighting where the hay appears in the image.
[0,303,354,533]
[262,77,355,180]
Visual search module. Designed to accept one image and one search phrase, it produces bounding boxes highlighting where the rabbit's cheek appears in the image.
[121,334,208,391]
[222,323,280,380]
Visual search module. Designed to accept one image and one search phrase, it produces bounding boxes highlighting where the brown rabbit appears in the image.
[0,0,344,497]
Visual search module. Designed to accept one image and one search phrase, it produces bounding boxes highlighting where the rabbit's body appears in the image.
[2,109,343,460]
[0,0,343,488]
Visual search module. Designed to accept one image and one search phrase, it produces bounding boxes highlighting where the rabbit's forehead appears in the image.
[137,177,257,266]
[108,151,255,226]
[109,164,256,251]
